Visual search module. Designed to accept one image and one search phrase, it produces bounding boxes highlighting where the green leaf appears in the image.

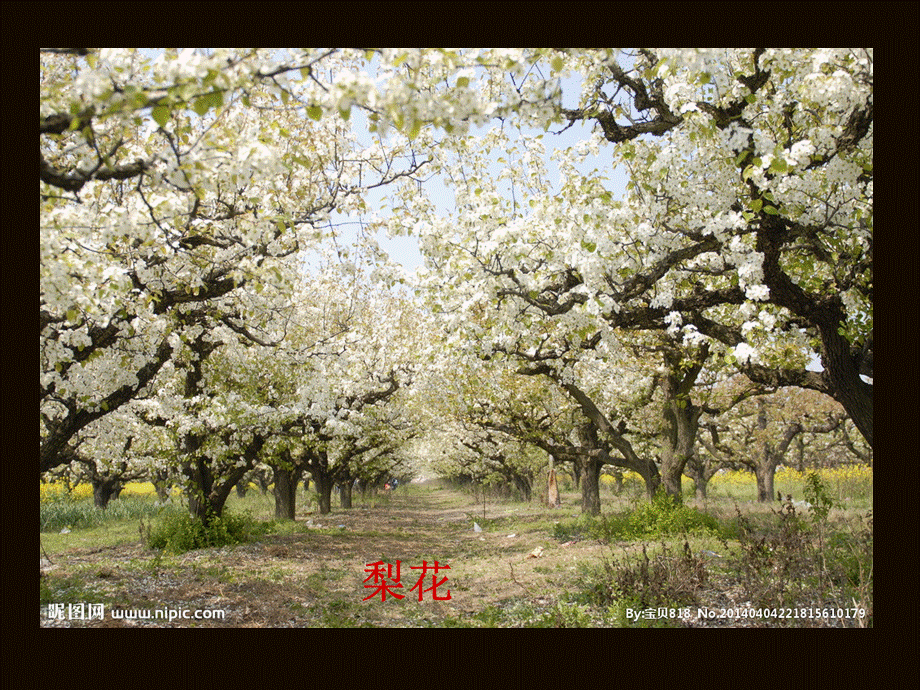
[763,205,779,215]
[769,157,789,174]
[741,166,755,182]
[338,107,351,121]
[192,94,214,116]
[551,55,564,72]
[152,104,170,128]
[750,198,763,213]
[307,105,323,121]
[407,119,423,140]
[456,76,470,88]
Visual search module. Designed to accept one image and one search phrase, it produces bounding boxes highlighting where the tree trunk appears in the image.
[152,470,171,502]
[547,467,560,508]
[313,471,334,515]
[754,401,781,502]
[755,463,777,503]
[632,458,661,500]
[794,435,804,472]
[577,456,603,515]
[659,456,685,502]
[658,365,704,503]
[92,477,122,509]
[693,472,708,500]
[185,452,216,525]
[184,435,263,525]
[273,465,304,520]
[513,474,532,502]
[683,455,710,500]
[339,480,353,508]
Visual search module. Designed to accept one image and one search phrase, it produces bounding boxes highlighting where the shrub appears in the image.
[142,510,273,554]
[732,500,811,611]
[621,491,724,538]
[577,541,709,625]
[552,491,724,543]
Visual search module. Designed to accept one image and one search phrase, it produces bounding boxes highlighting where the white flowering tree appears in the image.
[53,407,172,508]
[42,49,873,520]
[247,260,424,517]
[41,48,437,478]
[393,48,872,485]
[344,48,873,510]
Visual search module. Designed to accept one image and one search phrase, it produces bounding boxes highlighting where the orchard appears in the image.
[41,50,872,627]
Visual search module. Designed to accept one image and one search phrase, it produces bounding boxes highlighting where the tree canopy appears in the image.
[41,49,872,514]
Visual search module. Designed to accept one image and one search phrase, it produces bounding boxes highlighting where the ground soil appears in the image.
[41,480,623,627]
[41,479,869,627]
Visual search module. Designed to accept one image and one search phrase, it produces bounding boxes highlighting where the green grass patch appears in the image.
[553,492,725,543]
[41,569,112,608]
[41,495,175,533]
[141,509,276,554]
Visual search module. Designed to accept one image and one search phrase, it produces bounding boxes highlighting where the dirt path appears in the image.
[41,481,617,627]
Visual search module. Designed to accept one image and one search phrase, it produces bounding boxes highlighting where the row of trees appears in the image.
[398,48,872,512]
[42,49,872,519]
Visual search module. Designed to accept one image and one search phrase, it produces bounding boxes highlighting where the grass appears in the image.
[41,469,872,627]
[41,495,179,533]
[551,492,726,544]
[564,487,873,627]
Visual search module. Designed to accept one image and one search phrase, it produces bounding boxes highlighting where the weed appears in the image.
[142,510,275,554]
[552,491,724,543]
[576,541,708,624]
[727,496,872,625]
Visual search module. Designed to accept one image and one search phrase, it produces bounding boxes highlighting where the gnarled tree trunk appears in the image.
[273,461,305,520]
